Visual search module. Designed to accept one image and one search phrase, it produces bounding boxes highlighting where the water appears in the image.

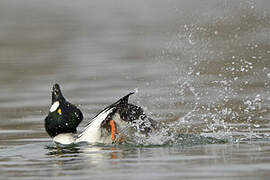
[0,0,270,179]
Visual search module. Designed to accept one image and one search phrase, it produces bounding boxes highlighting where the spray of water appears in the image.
[125,3,270,145]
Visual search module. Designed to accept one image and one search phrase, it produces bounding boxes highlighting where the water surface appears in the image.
[0,0,270,179]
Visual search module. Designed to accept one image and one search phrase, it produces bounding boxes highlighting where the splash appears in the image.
[151,2,270,144]
[113,117,228,146]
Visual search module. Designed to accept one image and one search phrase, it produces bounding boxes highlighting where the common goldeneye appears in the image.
[44,84,155,145]
[44,84,83,144]
[76,92,156,144]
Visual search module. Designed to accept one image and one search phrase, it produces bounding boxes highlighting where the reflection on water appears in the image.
[0,0,270,179]
[2,142,270,180]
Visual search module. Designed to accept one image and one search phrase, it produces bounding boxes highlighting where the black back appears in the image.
[101,92,156,133]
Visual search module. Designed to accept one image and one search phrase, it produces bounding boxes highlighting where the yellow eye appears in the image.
[57,108,62,115]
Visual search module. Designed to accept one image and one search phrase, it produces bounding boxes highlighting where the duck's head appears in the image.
[52,83,64,103]
[45,84,83,141]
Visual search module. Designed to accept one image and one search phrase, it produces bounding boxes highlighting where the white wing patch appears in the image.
[50,101,60,112]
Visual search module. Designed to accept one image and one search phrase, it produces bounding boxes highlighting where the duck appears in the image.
[44,84,156,145]
[76,92,156,144]
[44,84,83,145]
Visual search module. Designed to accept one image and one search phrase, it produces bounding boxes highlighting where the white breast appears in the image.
[53,133,75,145]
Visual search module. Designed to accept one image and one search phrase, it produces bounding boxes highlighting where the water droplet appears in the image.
[134,88,139,93]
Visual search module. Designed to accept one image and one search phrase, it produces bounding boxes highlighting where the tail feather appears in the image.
[117,92,135,105]
[83,92,135,126]
[105,92,135,110]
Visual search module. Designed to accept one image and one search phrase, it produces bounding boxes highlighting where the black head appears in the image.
[52,83,65,103]
[45,84,83,138]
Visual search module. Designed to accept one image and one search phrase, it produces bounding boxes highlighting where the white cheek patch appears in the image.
[50,101,60,112]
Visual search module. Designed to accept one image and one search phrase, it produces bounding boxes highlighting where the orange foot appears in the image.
[109,120,116,141]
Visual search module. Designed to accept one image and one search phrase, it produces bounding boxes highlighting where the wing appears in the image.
[76,92,134,143]
[76,106,115,143]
